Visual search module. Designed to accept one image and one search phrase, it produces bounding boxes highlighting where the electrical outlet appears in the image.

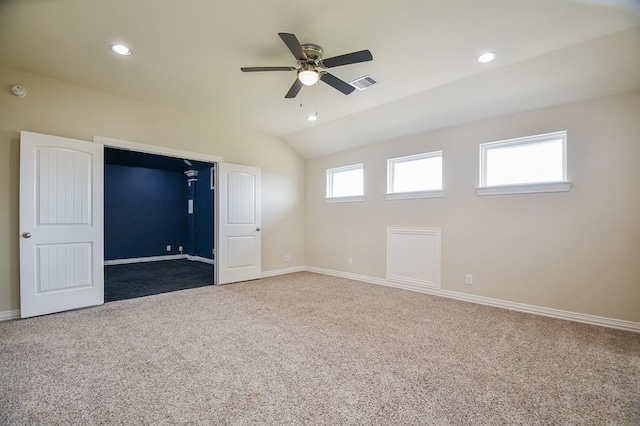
[284,254,293,262]
[166,245,171,252]
[466,274,473,285]
[178,246,183,252]
[348,258,353,266]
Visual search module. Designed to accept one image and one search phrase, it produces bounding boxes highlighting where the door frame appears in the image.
[94,135,223,284]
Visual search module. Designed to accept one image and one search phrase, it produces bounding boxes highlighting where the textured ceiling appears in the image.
[1,0,639,158]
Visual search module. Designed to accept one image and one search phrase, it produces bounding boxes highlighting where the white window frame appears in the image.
[385,151,444,200]
[325,163,365,203]
[476,131,572,196]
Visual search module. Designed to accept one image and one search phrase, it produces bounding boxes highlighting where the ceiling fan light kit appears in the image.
[241,32,373,99]
[298,65,319,86]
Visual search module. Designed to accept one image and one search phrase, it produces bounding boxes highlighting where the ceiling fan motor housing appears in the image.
[301,44,324,62]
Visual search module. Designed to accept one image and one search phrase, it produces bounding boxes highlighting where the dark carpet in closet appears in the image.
[105,259,214,302]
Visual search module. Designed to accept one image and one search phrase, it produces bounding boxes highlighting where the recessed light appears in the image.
[307,114,317,122]
[477,52,496,63]
[110,44,132,56]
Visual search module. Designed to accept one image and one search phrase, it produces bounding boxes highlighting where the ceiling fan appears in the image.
[241,32,373,99]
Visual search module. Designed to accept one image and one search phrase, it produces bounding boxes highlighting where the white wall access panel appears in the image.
[387,227,441,290]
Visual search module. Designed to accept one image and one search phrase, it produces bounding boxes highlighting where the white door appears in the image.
[20,131,104,318]
[217,163,261,284]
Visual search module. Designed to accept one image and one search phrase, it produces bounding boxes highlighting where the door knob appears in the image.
[22,232,31,238]
[256,228,261,232]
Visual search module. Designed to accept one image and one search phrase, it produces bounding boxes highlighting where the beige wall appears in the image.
[2,63,638,324]
[0,65,305,313]
[305,91,640,323]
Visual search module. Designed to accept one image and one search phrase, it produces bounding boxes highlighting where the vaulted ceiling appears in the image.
[1,0,638,158]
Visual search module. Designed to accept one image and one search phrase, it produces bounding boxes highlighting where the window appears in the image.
[386,151,443,200]
[477,131,571,195]
[325,163,364,202]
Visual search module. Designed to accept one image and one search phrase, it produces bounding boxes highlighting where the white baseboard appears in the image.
[104,255,187,265]
[262,266,306,278]
[0,310,20,321]
[7,263,636,332]
[187,255,215,265]
[306,266,388,286]
[305,266,640,333]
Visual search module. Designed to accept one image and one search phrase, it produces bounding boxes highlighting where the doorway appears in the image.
[103,147,215,301]
[20,131,262,318]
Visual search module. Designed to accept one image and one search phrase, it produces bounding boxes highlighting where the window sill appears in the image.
[324,196,365,204]
[385,190,444,200]
[476,181,572,196]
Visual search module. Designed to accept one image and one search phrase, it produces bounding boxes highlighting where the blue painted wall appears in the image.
[105,164,187,260]
[195,167,214,259]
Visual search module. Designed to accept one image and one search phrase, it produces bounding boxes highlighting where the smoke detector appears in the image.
[11,85,27,98]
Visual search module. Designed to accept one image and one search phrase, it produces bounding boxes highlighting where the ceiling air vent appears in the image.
[350,75,378,91]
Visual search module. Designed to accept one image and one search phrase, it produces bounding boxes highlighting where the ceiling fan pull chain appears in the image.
[314,81,319,119]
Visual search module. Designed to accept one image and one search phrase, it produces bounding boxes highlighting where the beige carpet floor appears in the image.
[1,272,639,425]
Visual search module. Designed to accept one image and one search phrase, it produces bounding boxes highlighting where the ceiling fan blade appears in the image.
[278,33,308,61]
[285,79,304,99]
[320,72,356,95]
[241,66,296,72]
[322,50,373,68]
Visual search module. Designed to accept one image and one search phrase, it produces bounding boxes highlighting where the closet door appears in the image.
[20,131,104,318]
[217,163,261,284]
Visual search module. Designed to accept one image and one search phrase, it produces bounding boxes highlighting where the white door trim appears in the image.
[93,136,223,164]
